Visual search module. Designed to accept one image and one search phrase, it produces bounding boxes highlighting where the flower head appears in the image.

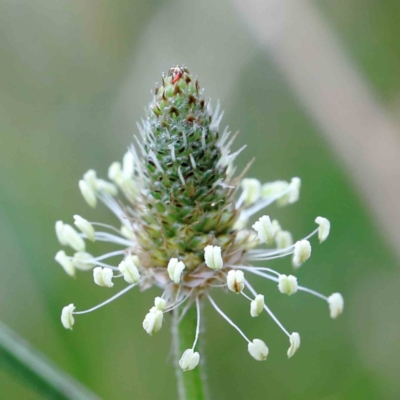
[56,66,343,371]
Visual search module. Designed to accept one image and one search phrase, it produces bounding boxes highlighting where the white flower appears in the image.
[287,332,301,358]
[293,239,311,268]
[61,304,75,330]
[73,215,95,242]
[93,267,114,288]
[60,224,86,252]
[55,250,75,277]
[179,349,200,371]
[118,257,140,284]
[142,307,163,335]
[278,275,298,295]
[227,270,245,293]
[241,178,261,205]
[204,245,223,270]
[275,230,293,249]
[248,339,269,361]
[252,215,273,244]
[167,258,186,284]
[250,294,264,317]
[328,293,344,319]
[315,216,330,243]
[72,252,95,271]
[79,179,97,208]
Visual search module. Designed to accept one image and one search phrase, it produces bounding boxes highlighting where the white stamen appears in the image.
[278,275,298,295]
[72,252,95,271]
[118,256,140,284]
[293,240,311,268]
[61,304,75,330]
[204,245,223,270]
[167,258,186,284]
[93,267,114,288]
[241,178,261,206]
[55,250,75,277]
[250,294,264,317]
[252,215,273,244]
[327,293,344,318]
[315,216,331,243]
[227,270,245,293]
[74,284,135,315]
[55,221,67,246]
[142,307,163,335]
[276,230,293,249]
[154,297,166,311]
[287,332,301,358]
[245,279,290,337]
[179,349,200,371]
[79,180,97,208]
[73,215,95,242]
[207,294,250,343]
[248,339,269,361]
[189,154,197,169]
[61,224,86,252]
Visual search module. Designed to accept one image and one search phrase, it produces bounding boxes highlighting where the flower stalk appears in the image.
[172,305,206,400]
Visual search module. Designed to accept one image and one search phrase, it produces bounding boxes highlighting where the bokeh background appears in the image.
[1,0,400,399]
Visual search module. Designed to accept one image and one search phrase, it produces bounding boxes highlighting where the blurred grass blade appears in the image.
[0,321,100,400]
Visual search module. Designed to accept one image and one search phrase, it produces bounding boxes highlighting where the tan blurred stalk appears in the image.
[233,0,400,259]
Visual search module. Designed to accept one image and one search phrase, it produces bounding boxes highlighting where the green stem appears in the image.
[0,321,100,400]
[172,303,207,400]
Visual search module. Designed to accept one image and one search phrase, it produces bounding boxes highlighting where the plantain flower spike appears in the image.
[56,66,343,370]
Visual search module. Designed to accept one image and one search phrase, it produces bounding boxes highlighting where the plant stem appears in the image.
[0,321,100,400]
[172,304,207,400]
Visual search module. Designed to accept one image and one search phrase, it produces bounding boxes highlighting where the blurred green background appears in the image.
[1,0,400,399]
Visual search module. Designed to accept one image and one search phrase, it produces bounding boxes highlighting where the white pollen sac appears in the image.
[79,179,97,208]
[108,162,123,184]
[55,221,67,246]
[93,267,114,288]
[252,215,273,244]
[73,215,95,242]
[142,307,163,335]
[241,178,261,205]
[83,169,97,189]
[227,270,245,293]
[250,294,265,317]
[288,177,301,204]
[95,179,118,196]
[118,256,140,284]
[179,349,200,371]
[167,258,185,284]
[292,240,311,268]
[154,297,166,311]
[315,216,331,243]
[204,245,223,270]
[271,219,282,237]
[61,224,86,252]
[122,150,135,178]
[278,275,298,295]
[55,250,75,277]
[72,252,95,271]
[327,293,344,319]
[248,339,269,361]
[275,230,293,249]
[261,180,289,199]
[61,304,75,330]
[287,332,301,358]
